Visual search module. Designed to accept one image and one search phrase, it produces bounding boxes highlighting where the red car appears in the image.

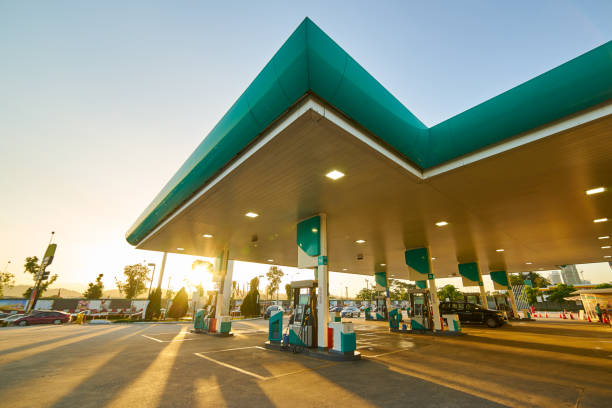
[9,310,71,326]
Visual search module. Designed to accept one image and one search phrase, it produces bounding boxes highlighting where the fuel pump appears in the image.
[204,291,217,318]
[288,280,318,350]
[406,288,432,331]
[374,296,388,320]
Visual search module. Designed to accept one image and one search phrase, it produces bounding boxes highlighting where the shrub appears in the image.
[145,287,162,320]
[167,287,188,319]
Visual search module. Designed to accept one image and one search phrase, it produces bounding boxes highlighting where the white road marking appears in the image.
[141,334,164,343]
[141,334,194,343]
[194,352,266,380]
[363,348,413,358]
[197,346,262,354]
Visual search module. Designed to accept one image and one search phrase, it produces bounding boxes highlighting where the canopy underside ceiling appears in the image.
[137,100,612,280]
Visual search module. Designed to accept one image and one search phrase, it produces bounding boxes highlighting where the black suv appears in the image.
[439,302,505,328]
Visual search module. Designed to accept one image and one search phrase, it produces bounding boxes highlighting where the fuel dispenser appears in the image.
[288,280,318,349]
[406,288,432,331]
[365,296,388,321]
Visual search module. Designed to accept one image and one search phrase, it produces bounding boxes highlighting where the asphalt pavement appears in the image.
[0,317,610,407]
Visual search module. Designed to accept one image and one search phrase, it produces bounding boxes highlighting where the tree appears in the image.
[525,286,540,305]
[546,284,576,303]
[509,272,550,288]
[437,284,463,302]
[22,256,58,298]
[145,287,162,320]
[240,277,261,317]
[356,287,376,301]
[594,283,612,289]
[0,270,15,297]
[285,283,293,304]
[83,273,104,299]
[167,287,188,318]
[389,279,416,301]
[266,266,284,302]
[115,264,150,299]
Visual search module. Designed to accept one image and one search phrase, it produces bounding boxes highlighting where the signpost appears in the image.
[25,232,57,313]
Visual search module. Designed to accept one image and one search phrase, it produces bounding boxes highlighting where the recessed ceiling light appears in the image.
[326,170,345,180]
[177,247,184,251]
[598,236,610,240]
[602,246,611,249]
[435,221,448,227]
[343,268,348,271]
[525,262,532,265]
[355,239,366,244]
[380,263,386,266]
[267,259,274,262]
[586,187,606,195]
[605,255,611,259]
[594,218,608,223]
[202,234,213,238]
[431,257,436,260]
[496,249,504,252]
[245,212,259,218]
[391,274,395,277]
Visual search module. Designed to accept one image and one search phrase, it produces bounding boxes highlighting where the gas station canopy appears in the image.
[126,18,612,280]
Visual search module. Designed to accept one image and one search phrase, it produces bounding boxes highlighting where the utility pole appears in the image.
[26,231,56,313]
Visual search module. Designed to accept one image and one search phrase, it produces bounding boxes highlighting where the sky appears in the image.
[1,1,612,296]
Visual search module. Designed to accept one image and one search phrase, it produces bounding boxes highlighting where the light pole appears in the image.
[147,263,156,296]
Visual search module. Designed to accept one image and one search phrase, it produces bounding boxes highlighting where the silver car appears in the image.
[341,306,361,318]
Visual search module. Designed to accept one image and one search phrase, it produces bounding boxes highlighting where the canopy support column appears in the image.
[214,249,234,320]
[405,247,441,331]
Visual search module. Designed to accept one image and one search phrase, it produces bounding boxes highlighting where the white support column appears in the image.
[385,272,392,320]
[427,275,442,331]
[317,214,329,350]
[157,252,167,289]
[476,264,488,309]
[508,285,519,318]
[479,284,488,309]
[214,250,234,320]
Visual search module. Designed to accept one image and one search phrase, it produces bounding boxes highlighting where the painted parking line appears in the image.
[194,351,267,380]
[196,346,265,355]
[141,334,195,343]
[194,346,337,381]
[362,348,413,358]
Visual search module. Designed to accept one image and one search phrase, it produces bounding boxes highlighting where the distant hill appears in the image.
[1,285,153,299]
[2,285,83,298]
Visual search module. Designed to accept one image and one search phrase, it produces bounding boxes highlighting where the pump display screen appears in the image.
[294,304,305,324]
[299,294,309,304]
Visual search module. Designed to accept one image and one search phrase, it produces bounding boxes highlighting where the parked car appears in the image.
[263,305,284,320]
[329,306,343,313]
[0,313,23,326]
[341,306,361,318]
[439,302,505,328]
[7,310,71,326]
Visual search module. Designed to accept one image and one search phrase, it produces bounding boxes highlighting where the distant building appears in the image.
[549,271,563,285]
[560,265,581,285]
